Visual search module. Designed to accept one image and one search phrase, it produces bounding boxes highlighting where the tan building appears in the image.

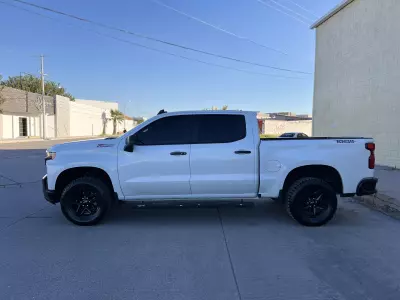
[311,0,400,167]
[257,111,312,121]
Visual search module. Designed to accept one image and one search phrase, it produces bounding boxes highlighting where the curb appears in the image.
[0,139,43,144]
[355,193,400,220]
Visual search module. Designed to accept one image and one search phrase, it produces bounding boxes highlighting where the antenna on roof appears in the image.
[157,109,167,115]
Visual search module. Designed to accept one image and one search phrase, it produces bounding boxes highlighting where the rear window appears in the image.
[280,133,295,138]
[193,114,246,144]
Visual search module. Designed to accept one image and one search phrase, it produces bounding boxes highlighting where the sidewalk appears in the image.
[0,136,100,144]
[356,165,400,218]
[0,136,102,150]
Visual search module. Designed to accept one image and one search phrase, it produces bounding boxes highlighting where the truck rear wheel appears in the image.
[285,177,337,226]
[60,177,112,226]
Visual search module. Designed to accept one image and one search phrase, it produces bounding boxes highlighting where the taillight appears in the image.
[365,143,375,169]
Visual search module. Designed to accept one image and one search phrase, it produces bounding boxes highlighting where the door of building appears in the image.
[19,117,28,137]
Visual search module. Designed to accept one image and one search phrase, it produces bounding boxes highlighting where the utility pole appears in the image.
[40,55,47,139]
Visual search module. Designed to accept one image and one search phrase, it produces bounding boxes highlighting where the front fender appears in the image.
[46,151,124,199]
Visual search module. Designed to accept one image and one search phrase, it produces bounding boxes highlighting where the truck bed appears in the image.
[258,137,375,198]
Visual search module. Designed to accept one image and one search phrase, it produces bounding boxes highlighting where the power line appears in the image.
[0,1,309,80]
[266,0,314,22]
[148,0,286,55]
[101,33,306,79]
[255,0,311,25]
[281,0,318,18]
[9,0,311,74]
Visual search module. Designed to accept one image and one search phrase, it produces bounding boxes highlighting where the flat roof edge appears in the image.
[310,0,355,29]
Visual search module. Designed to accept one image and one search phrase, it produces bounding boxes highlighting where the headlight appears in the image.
[45,151,56,162]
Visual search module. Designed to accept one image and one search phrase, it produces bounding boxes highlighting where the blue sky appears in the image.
[0,0,340,117]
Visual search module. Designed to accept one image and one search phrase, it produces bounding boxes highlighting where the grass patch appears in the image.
[260,134,278,139]
[99,134,121,138]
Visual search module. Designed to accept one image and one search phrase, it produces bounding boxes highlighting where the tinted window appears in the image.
[193,115,246,144]
[135,115,192,145]
[280,133,295,138]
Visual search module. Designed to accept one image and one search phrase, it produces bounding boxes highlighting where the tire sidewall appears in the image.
[60,177,111,226]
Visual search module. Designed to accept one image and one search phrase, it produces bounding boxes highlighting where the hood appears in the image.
[49,138,120,152]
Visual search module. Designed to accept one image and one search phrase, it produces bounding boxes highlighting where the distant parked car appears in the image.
[279,132,309,138]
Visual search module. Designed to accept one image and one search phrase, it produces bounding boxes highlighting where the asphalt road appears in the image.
[1,140,400,300]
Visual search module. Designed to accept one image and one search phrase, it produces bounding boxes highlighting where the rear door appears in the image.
[189,114,257,198]
[118,115,193,199]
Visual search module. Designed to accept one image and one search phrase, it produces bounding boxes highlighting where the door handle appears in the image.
[235,150,251,154]
[170,151,187,156]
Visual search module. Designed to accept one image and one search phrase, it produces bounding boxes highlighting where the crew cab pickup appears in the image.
[42,110,377,226]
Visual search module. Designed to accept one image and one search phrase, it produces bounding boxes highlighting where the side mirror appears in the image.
[124,135,136,152]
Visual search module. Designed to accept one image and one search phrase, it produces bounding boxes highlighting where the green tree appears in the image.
[1,74,75,100]
[110,109,124,135]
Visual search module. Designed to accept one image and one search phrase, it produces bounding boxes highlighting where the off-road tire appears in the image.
[285,177,337,227]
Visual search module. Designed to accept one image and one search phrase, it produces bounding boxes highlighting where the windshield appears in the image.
[280,133,296,137]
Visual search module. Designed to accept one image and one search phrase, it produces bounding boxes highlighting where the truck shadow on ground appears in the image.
[97,200,291,227]
[99,200,365,228]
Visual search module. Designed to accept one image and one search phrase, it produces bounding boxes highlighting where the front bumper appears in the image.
[356,177,378,196]
[42,175,59,204]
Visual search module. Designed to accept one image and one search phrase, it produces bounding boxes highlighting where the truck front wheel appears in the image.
[60,177,112,226]
[285,177,337,226]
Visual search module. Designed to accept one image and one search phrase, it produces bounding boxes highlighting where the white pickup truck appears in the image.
[42,110,377,227]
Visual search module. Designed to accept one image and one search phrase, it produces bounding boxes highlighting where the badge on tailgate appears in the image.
[336,140,355,144]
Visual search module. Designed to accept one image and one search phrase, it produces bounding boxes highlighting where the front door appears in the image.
[189,114,257,198]
[19,117,28,137]
[118,115,193,199]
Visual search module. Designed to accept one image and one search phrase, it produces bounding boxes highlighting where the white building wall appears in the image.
[73,98,127,136]
[12,116,18,138]
[75,99,118,111]
[116,119,136,133]
[104,119,114,135]
[313,0,400,167]
[32,115,41,138]
[28,116,35,137]
[69,101,107,137]
[0,114,43,139]
[262,120,312,136]
[2,115,13,139]
[46,115,55,138]
[1,97,133,139]
[55,95,71,138]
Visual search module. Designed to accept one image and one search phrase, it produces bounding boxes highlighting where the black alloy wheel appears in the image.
[60,177,112,226]
[286,177,337,226]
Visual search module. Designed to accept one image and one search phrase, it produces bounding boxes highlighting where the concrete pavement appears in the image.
[1,140,400,300]
[356,166,400,218]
